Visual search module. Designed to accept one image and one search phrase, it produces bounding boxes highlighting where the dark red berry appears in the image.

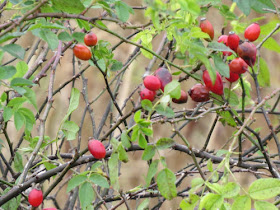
[154,67,172,91]
[200,18,214,40]
[202,70,224,95]
[244,23,260,42]
[73,44,92,60]
[188,84,210,102]
[237,41,257,66]
[84,32,98,46]
[28,189,43,207]
[140,88,156,102]
[229,57,248,74]
[228,32,240,52]
[172,90,188,104]
[143,75,161,91]
[88,139,106,159]
[218,35,232,56]
[226,71,240,83]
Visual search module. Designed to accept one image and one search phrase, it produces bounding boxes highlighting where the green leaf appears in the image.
[0,66,16,79]
[11,78,33,86]
[249,178,280,200]
[72,32,85,43]
[62,120,79,140]
[91,161,103,171]
[134,110,142,123]
[121,130,131,148]
[38,29,59,50]
[141,99,153,112]
[145,159,159,187]
[140,127,153,137]
[221,182,240,198]
[262,37,280,53]
[156,168,177,200]
[0,32,24,44]
[254,201,277,210]
[7,97,26,109]
[138,133,147,149]
[23,87,38,110]
[1,44,25,59]
[207,159,213,172]
[218,110,237,127]
[3,107,13,122]
[137,198,150,210]
[199,193,223,210]
[115,1,134,22]
[63,88,80,121]
[110,60,123,71]
[164,80,181,99]
[234,0,252,16]
[89,173,110,188]
[51,0,85,14]
[191,177,204,190]
[232,195,251,210]
[224,88,239,106]
[14,61,28,78]
[142,145,156,161]
[180,194,200,210]
[13,151,23,172]
[205,182,223,194]
[79,182,95,209]
[58,31,73,41]
[14,111,25,130]
[212,54,230,78]
[131,125,139,142]
[77,19,91,31]
[67,174,87,192]
[117,144,129,163]
[155,104,175,118]
[160,95,171,108]
[156,138,175,150]
[251,0,275,14]
[109,153,119,190]
[258,58,270,87]
[207,41,234,53]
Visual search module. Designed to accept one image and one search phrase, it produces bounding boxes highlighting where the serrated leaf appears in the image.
[72,32,85,43]
[23,87,38,110]
[235,0,252,16]
[38,29,59,50]
[156,138,175,150]
[14,111,25,130]
[14,61,28,78]
[13,151,23,172]
[121,130,131,148]
[52,0,85,14]
[134,110,141,123]
[11,78,34,86]
[254,201,277,210]
[117,144,129,163]
[62,120,79,140]
[207,41,234,53]
[157,168,177,200]
[115,1,130,22]
[212,54,229,78]
[221,182,240,198]
[140,127,153,137]
[199,193,223,210]
[155,104,174,118]
[0,66,16,80]
[146,159,159,187]
[79,182,95,209]
[0,32,24,44]
[180,194,200,210]
[89,173,109,188]
[141,99,153,112]
[249,178,280,200]
[138,133,147,149]
[1,44,25,59]
[131,125,139,142]
[258,58,270,87]
[251,0,275,14]
[164,80,181,99]
[111,60,123,71]
[224,88,239,106]
[58,31,72,41]
[232,195,251,210]
[109,153,119,190]
[67,174,87,192]
[91,161,103,171]
[142,145,156,161]
[3,106,13,122]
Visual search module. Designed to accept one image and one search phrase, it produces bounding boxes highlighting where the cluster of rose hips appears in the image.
[73,32,98,60]
[140,67,188,104]
[186,18,260,102]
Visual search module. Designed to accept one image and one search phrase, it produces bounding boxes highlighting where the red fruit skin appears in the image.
[140,88,156,102]
[42,208,57,210]
[244,23,260,42]
[237,41,257,66]
[143,75,161,91]
[229,57,248,74]
[228,32,240,52]
[200,18,214,40]
[218,35,232,56]
[84,32,98,46]
[28,189,43,207]
[226,71,240,83]
[172,90,188,104]
[188,84,210,102]
[88,139,106,159]
[73,44,92,60]
[202,71,224,95]
[154,67,172,91]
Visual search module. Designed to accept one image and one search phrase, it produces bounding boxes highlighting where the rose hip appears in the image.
[143,75,161,91]
[226,71,240,83]
[229,57,248,74]
[200,18,214,40]
[172,90,188,104]
[244,23,260,42]
[228,31,240,52]
[154,67,172,91]
[140,88,156,102]
[188,84,210,102]
[202,70,224,95]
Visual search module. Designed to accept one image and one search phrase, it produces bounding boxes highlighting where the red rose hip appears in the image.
[202,70,224,95]
[143,75,161,91]
[244,23,260,42]
[237,41,257,66]
[218,35,232,56]
[73,44,92,60]
[155,67,172,91]
[172,90,188,104]
[140,88,156,102]
[88,139,106,159]
[188,84,210,102]
[228,31,240,52]
[200,18,214,40]
[229,57,248,74]
[28,189,43,207]
[226,71,240,83]
[84,32,98,46]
